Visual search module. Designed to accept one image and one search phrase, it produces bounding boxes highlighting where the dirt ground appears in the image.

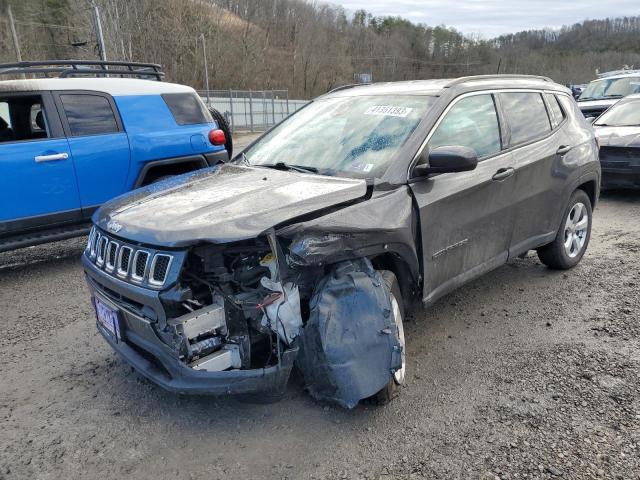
[1,172,639,479]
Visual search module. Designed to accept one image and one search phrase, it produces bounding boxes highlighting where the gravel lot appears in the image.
[1,158,639,479]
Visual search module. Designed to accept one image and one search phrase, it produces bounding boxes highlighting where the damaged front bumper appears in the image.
[83,256,297,396]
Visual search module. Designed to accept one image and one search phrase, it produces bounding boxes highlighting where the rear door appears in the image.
[500,91,567,254]
[54,91,130,217]
[409,93,517,304]
[0,91,80,235]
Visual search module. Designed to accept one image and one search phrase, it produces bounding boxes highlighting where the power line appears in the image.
[14,20,90,32]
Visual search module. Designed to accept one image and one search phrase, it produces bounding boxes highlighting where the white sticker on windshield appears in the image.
[364,105,413,117]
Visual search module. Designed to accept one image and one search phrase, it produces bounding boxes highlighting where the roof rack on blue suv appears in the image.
[0,60,232,252]
[0,60,165,80]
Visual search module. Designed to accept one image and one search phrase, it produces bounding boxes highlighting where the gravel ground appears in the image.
[1,183,639,479]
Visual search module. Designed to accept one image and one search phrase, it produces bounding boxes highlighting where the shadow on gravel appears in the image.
[0,236,87,273]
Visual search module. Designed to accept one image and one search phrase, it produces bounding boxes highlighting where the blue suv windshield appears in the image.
[239,95,436,178]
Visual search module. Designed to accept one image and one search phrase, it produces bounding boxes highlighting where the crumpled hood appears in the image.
[95,164,367,247]
[595,125,640,148]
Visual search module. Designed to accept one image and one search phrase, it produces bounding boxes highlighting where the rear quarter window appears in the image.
[60,94,120,136]
[162,93,212,125]
[546,93,566,128]
[500,92,552,146]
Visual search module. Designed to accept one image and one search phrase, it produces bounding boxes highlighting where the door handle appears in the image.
[35,153,69,163]
[556,145,572,156]
[492,167,515,181]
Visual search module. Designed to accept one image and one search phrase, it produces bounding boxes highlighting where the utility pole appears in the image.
[8,6,22,62]
[200,34,210,107]
[94,5,107,61]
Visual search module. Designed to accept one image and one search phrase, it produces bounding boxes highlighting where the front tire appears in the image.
[372,270,406,405]
[537,189,592,269]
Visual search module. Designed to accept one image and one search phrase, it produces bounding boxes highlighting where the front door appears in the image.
[0,92,80,235]
[409,93,517,304]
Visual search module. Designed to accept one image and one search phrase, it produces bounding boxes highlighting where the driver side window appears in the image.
[427,94,501,160]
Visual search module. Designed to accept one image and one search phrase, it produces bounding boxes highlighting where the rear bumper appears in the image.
[83,255,296,396]
[601,162,640,189]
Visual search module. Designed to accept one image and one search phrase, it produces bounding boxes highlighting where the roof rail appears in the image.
[0,60,165,81]
[596,68,640,79]
[445,74,553,88]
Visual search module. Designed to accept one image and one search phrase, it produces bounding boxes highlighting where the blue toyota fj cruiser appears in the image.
[0,60,232,252]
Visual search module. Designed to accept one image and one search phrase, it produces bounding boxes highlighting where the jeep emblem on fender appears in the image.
[107,220,123,233]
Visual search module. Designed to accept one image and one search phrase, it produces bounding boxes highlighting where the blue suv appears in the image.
[0,60,231,252]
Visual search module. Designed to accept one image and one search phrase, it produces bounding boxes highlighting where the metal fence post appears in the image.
[286,90,290,117]
[271,91,276,126]
[249,90,254,133]
[228,89,234,134]
[262,91,267,129]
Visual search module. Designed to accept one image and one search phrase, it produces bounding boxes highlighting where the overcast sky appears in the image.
[330,0,640,38]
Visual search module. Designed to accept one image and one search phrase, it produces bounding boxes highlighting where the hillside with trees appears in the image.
[1,0,639,98]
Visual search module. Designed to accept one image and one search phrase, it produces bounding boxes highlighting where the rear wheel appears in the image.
[537,189,592,269]
[371,270,406,405]
[208,107,233,158]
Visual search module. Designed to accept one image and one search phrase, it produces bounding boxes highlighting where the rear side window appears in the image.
[162,93,212,125]
[500,92,551,146]
[546,94,566,128]
[428,94,502,158]
[60,94,119,136]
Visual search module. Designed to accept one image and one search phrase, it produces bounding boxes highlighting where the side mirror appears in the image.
[413,146,479,178]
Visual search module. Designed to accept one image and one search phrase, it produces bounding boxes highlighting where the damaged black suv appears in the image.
[83,75,600,408]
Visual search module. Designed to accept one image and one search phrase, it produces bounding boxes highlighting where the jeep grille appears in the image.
[86,227,175,288]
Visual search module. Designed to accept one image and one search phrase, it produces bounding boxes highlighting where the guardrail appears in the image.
[198,89,308,133]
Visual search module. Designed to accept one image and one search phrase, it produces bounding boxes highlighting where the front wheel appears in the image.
[372,270,406,405]
[537,189,592,269]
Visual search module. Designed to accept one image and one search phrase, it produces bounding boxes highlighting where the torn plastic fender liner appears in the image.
[278,186,419,283]
[296,258,402,408]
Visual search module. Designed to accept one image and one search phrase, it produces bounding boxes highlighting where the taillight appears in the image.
[208,129,226,146]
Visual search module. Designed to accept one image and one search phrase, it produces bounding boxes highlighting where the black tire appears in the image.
[537,189,592,269]
[371,270,406,405]
[208,107,233,158]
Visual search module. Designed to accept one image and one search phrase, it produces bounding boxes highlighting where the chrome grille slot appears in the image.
[117,246,133,277]
[96,236,109,266]
[132,251,150,282]
[105,241,119,272]
[90,230,100,258]
[149,254,172,286]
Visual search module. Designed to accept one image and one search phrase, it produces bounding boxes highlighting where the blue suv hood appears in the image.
[94,164,367,247]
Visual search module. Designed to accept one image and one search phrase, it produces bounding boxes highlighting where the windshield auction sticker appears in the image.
[364,105,413,117]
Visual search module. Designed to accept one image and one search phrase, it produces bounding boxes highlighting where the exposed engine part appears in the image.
[189,336,223,357]
[190,345,242,371]
[260,277,302,345]
[166,237,311,372]
[176,296,227,340]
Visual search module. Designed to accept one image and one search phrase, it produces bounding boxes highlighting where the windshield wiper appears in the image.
[601,94,624,99]
[260,162,319,174]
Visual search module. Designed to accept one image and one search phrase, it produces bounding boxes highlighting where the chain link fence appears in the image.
[198,89,308,133]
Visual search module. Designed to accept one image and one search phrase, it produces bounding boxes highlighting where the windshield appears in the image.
[594,99,640,127]
[239,95,436,178]
[579,76,640,101]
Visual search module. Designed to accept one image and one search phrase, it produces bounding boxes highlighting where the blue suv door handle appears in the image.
[35,153,69,163]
